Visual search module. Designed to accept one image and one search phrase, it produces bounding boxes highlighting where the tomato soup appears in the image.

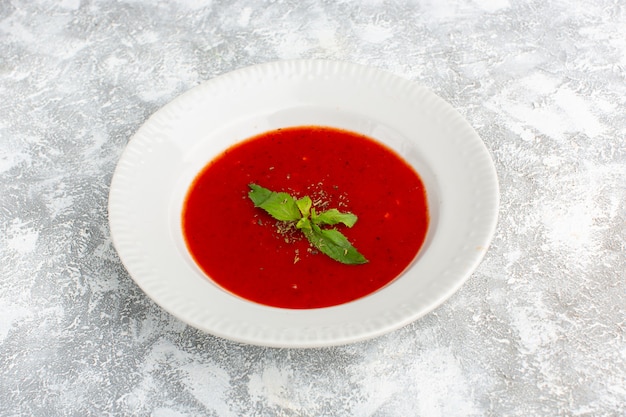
[182,126,429,309]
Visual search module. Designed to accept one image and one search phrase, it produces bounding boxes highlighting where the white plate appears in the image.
[108,60,499,348]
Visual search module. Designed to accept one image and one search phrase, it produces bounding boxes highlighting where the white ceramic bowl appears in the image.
[108,60,499,347]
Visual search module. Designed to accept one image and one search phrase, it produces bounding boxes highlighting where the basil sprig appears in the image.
[248,183,368,265]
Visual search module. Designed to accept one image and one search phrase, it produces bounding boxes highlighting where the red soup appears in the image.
[182,126,429,309]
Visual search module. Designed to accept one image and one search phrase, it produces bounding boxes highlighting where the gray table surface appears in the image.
[1,0,624,416]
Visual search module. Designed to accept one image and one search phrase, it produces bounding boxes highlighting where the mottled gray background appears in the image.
[1,0,625,416]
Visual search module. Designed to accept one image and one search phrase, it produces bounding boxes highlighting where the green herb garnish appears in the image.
[248,183,368,265]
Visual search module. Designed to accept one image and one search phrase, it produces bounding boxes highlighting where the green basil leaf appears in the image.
[312,208,357,227]
[296,216,311,230]
[248,183,301,221]
[302,223,368,265]
[296,196,312,218]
